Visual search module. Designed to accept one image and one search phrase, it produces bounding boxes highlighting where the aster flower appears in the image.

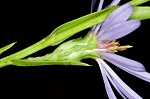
[90,0,150,98]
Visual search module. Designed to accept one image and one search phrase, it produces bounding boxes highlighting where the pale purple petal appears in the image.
[100,52,150,82]
[115,65,150,82]
[90,0,97,31]
[91,0,119,36]
[104,67,127,99]
[90,0,104,35]
[97,0,104,11]
[99,4,134,36]
[91,0,120,13]
[91,25,96,30]
[91,0,97,13]
[99,20,141,41]
[111,77,137,99]
[90,0,104,34]
[91,23,102,36]
[96,58,117,99]
[106,0,121,7]
[100,59,142,99]
[100,52,146,71]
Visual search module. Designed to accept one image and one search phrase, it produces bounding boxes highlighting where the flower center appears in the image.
[96,40,133,53]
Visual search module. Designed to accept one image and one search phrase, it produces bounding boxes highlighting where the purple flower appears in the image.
[90,0,150,98]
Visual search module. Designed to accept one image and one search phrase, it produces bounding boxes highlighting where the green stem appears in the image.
[0,39,45,67]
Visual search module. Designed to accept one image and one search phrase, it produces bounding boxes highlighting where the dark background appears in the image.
[0,0,149,98]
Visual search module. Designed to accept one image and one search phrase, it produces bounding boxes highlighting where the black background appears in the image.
[0,0,150,98]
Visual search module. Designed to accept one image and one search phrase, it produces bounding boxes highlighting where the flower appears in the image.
[90,0,150,98]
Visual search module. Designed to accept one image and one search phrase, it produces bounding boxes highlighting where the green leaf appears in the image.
[0,42,16,55]
[130,7,150,20]
[45,6,117,46]
[11,59,90,66]
[128,0,150,6]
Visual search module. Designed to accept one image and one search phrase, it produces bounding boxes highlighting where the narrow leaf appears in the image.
[45,6,117,46]
[0,42,16,55]
[128,0,150,6]
[130,7,150,20]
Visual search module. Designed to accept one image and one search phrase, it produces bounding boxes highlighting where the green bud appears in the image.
[11,34,99,66]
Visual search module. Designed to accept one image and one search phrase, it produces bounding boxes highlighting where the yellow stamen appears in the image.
[97,40,133,53]
[111,45,133,51]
